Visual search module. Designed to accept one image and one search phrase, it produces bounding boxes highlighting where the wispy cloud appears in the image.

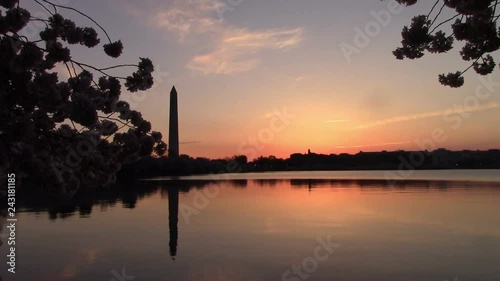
[188,27,303,74]
[336,141,411,149]
[355,102,500,129]
[324,120,349,123]
[124,0,304,74]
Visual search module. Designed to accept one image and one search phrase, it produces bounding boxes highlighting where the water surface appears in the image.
[1,170,499,281]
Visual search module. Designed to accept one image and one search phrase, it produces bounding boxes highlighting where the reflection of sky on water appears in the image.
[1,171,499,281]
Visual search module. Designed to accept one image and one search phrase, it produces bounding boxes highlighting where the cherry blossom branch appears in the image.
[38,0,112,43]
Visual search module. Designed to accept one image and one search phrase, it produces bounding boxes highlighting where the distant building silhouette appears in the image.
[168,86,179,158]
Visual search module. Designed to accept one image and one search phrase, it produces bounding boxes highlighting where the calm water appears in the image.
[1,170,500,281]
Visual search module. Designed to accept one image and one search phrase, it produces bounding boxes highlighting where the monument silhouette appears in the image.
[168,86,179,158]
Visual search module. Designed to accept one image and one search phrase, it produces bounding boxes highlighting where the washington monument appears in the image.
[168,86,179,157]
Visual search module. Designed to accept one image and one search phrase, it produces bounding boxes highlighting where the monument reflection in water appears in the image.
[168,187,178,259]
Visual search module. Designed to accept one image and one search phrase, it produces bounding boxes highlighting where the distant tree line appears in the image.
[117,154,250,178]
[117,149,500,178]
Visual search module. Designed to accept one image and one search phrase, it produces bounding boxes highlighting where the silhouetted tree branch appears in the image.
[390,0,500,87]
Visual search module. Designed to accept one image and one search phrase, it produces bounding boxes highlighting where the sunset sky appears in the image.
[34,0,500,159]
